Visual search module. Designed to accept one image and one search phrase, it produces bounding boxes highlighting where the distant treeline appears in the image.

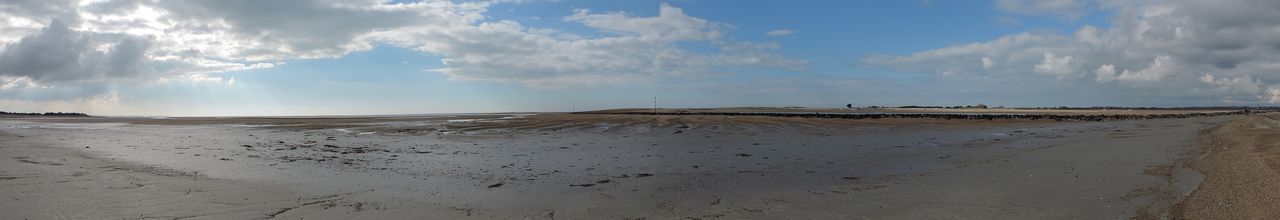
[576,110,1262,122]
[0,111,90,117]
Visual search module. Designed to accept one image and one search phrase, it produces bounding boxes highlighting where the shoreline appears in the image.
[574,110,1260,121]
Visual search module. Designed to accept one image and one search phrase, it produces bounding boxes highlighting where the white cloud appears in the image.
[1113,55,1175,83]
[149,0,477,61]
[165,73,235,85]
[1094,64,1116,82]
[765,29,795,36]
[1033,52,1074,76]
[0,1,804,103]
[864,0,1280,105]
[378,3,805,88]
[1268,88,1280,104]
[1200,74,1263,94]
[995,0,1090,20]
[862,33,1072,76]
[0,76,39,90]
[563,3,724,42]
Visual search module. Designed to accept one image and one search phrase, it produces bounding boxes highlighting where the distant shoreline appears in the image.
[577,107,1266,121]
[0,111,91,118]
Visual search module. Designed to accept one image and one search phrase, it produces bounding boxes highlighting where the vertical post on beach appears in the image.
[653,97,658,115]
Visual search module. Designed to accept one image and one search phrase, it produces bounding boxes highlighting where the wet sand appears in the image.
[0,112,1246,219]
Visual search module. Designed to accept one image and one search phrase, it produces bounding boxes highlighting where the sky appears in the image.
[2,0,1280,116]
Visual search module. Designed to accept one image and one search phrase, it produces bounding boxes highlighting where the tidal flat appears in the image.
[0,110,1255,219]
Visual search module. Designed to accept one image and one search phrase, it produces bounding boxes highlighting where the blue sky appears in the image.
[2,0,1279,116]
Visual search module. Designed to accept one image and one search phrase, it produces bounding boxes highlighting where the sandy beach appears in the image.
[0,111,1265,219]
[1172,114,1280,219]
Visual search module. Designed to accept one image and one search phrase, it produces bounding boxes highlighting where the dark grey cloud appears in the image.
[0,20,152,82]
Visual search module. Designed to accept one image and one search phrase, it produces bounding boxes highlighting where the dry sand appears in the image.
[0,112,1251,219]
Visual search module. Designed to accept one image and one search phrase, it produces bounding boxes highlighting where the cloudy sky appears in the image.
[1,0,1279,116]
